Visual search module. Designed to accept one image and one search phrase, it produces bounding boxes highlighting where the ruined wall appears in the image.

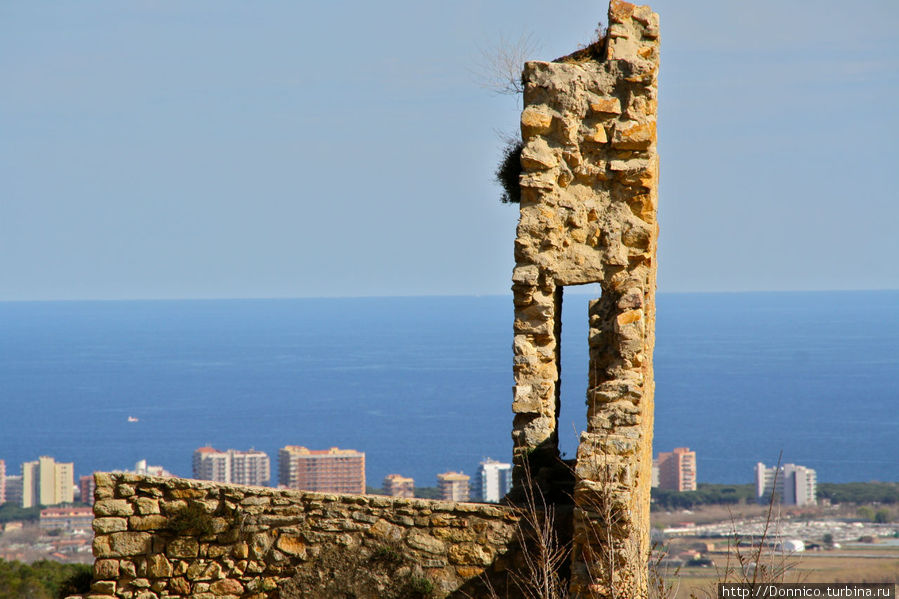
[87,473,523,599]
[511,1,659,597]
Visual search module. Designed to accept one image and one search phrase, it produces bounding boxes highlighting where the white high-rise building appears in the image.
[21,456,74,508]
[193,447,231,482]
[230,449,271,487]
[754,462,816,506]
[473,458,512,503]
[192,447,270,487]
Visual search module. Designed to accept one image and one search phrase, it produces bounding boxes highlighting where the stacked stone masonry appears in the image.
[88,473,523,599]
[511,1,659,597]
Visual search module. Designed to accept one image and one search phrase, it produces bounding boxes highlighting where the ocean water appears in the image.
[0,291,896,488]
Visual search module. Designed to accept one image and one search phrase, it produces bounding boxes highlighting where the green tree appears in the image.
[857,506,875,521]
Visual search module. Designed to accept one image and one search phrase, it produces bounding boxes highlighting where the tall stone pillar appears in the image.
[509,1,659,596]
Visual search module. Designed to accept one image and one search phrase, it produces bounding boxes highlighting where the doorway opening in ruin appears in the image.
[556,284,600,461]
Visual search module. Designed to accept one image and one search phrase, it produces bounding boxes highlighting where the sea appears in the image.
[1,290,897,489]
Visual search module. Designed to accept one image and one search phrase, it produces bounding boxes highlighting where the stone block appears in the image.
[166,537,199,559]
[94,499,134,517]
[93,517,128,534]
[590,97,622,115]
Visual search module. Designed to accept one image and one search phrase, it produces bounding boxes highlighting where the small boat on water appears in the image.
[127,416,139,423]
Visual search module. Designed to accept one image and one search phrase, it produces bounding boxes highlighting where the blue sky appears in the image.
[1,1,897,300]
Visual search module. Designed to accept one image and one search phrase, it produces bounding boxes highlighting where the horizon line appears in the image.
[0,287,897,304]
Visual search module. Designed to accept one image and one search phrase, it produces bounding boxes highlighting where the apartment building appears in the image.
[192,447,270,487]
[193,447,231,482]
[21,456,74,507]
[473,459,512,503]
[230,450,271,486]
[383,474,415,498]
[278,446,365,494]
[39,507,94,532]
[656,447,697,492]
[0,459,5,504]
[755,462,817,506]
[78,475,95,505]
[437,471,470,502]
[3,476,23,507]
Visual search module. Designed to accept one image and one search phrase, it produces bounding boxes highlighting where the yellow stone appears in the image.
[520,107,554,137]
[613,121,655,150]
[617,310,644,326]
[590,125,608,143]
[589,98,622,115]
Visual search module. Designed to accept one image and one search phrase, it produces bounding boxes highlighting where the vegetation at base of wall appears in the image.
[168,501,215,536]
[496,139,524,205]
[651,484,756,509]
[280,540,434,599]
[817,482,899,504]
[0,504,41,524]
[0,558,92,599]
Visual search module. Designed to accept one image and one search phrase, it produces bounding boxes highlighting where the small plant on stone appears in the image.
[168,501,215,537]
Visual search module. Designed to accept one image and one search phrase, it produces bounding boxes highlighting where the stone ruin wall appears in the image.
[510,1,659,597]
[86,473,522,599]
[83,2,660,598]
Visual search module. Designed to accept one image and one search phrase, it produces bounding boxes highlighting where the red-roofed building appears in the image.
[278,446,365,494]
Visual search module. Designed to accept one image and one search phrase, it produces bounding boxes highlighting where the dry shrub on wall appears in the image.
[279,538,433,599]
[496,139,524,204]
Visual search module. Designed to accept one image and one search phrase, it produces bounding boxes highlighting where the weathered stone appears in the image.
[405,531,445,555]
[209,579,244,595]
[166,537,199,559]
[93,517,128,534]
[521,107,554,136]
[119,560,137,578]
[513,2,660,597]
[91,580,116,594]
[590,97,622,115]
[448,543,493,565]
[612,121,655,149]
[133,497,160,515]
[169,577,190,595]
[94,499,134,517]
[93,532,151,557]
[129,515,168,531]
[93,559,119,579]
[145,554,172,578]
[275,535,306,558]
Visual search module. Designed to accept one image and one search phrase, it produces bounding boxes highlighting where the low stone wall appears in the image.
[88,473,523,599]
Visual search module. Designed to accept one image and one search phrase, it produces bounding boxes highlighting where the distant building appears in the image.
[278,446,365,494]
[656,448,697,492]
[437,471,470,502]
[473,459,512,503]
[230,450,271,487]
[132,460,173,478]
[21,456,74,508]
[193,447,231,482]
[78,475,95,505]
[383,474,415,498]
[755,462,816,506]
[3,476,23,507]
[0,459,5,504]
[651,461,660,488]
[193,448,270,486]
[39,507,94,532]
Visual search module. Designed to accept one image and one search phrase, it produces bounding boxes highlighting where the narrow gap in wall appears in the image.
[557,283,598,461]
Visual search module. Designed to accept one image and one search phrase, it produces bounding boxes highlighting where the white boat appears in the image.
[127,416,139,423]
